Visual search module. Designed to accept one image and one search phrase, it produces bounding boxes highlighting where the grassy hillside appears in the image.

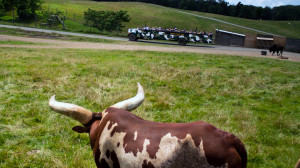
[0,47,299,167]
[1,0,299,38]
[188,10,300,39]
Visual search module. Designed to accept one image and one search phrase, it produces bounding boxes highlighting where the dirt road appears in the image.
[1,34,300,62]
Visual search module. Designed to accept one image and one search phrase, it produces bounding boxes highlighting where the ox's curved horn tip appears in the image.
[110,82,145,111]
[136,82,145,101]
[49,95,56,105]
[50,95,56,100]
[137,82,144,93]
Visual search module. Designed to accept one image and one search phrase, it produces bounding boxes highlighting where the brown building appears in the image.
[215,29,245,47]
[215,29,300,53]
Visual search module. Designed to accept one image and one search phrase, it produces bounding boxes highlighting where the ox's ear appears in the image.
[72,126,90,133]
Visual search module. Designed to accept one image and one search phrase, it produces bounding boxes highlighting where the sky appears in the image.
[225,0,300,7]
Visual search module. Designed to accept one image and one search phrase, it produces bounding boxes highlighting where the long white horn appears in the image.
[49,95,93,125]
[111,82,145,111]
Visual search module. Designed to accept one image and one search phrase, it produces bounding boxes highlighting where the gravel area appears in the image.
[1,34,300,62]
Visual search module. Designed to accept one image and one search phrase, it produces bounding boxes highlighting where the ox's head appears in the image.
[48,82,144,136]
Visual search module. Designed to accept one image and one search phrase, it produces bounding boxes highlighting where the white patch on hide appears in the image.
[134,131,138,141]
[101,110,108,120]
[98,122,227,168]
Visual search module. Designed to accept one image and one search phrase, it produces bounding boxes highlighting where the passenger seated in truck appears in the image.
[208,31,213,39]
[198,31,203,38]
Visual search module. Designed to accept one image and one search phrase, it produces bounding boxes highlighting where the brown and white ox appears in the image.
[49,83,247,168]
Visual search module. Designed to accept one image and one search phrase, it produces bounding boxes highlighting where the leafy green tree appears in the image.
[169,0,181,9]
[234,2,242,17]
[0,0,4,16]
[255,7,263,19]
[1,0,15,11]
[217,0,229,15]
[239,5,256,19]
[84,9,130,32]
[183,0,196,10]
[261,6,272,20]
[0,0,15,15]
[15,0,43,19]
[206,0,218,13]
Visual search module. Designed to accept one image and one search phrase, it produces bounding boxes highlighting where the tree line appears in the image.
[93,0,300,21]
[0,0,43,19]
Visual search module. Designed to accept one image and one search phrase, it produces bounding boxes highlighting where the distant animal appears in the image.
[49,83,247,168]
[269,44,284,56]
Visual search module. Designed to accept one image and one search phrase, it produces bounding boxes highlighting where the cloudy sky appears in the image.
[226,0,300,7]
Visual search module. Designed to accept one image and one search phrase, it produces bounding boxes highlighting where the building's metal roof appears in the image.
[216,29,245,37]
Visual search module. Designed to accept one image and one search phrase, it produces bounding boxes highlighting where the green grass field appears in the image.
[1,0,300,38]
[0,27,124,44]
[0,47,299,167]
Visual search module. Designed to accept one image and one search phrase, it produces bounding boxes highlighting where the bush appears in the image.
[37,9,64,22]
[84,9,130,32]
[15,0,42,20]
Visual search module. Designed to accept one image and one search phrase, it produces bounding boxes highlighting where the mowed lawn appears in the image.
[0,47,299,167]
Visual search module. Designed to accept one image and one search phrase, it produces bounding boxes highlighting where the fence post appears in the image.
[12,10,14,24]
[117,20,119,36]
[89,22,91,32]
[35,13,37,28]
[56,8,58,13]
[63,16,66,30]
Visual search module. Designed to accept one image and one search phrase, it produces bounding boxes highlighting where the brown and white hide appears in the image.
[49,83,247,168]
[88,107,247,168]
